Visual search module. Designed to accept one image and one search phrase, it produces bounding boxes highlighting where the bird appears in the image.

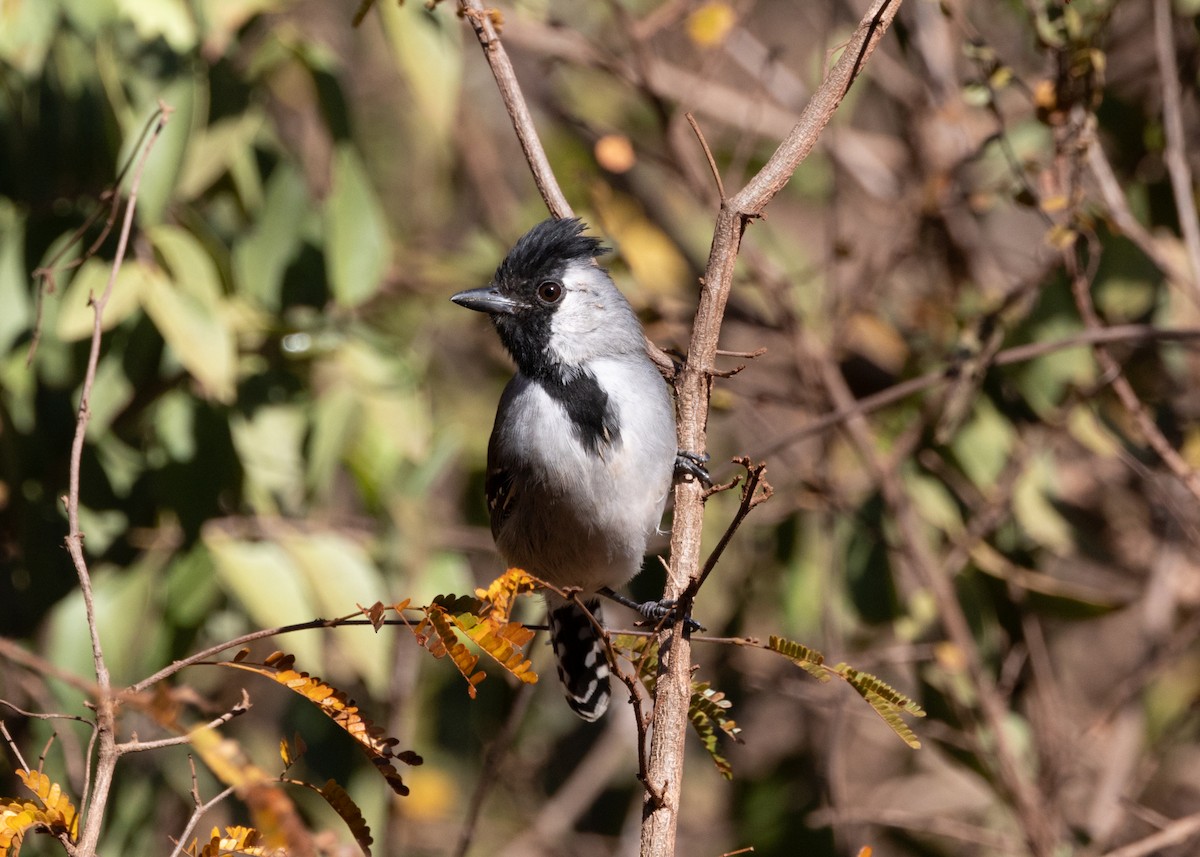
[451,217,688,721]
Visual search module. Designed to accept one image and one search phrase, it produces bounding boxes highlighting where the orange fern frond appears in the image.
[420,604,487,696]
[217,651,422,795]
[474,567,539,621]
[450,612,538,685]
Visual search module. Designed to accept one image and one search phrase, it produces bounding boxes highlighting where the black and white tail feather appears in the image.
[451,218,678,721]
[548,598,611,721]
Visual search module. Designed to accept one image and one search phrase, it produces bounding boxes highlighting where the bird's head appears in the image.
[451,218,643,378]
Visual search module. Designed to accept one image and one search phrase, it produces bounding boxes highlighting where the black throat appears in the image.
[532,366,620,454]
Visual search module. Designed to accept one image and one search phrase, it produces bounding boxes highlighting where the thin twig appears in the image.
[452,683,533,857]
[115,690,252,755]
[26,114,158,367]
[686,458,772,599]
[1,721,31,772]
[1065,237,1200,503]
[754,323,1200,458]
[685,112,726,203]
[69,101,172,857]
[1152,0,1200,298]
[1098,811,1200,857]
[167,767,237,857]
[128,609,381,694]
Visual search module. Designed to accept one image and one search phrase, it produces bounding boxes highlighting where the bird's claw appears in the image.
[598,587,706,632]
[633,598,705,633]
[674,450,712,487]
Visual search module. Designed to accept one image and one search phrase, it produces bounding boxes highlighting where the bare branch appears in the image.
[1066,238,1200,503]
[68,101,172,857]
[644,3,904,855]
[1152,0,1200,295]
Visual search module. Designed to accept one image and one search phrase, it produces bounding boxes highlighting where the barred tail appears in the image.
[548,598,611,721]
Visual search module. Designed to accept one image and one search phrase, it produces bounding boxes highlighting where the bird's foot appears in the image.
[675,450,712,487]
[599,587,705,632]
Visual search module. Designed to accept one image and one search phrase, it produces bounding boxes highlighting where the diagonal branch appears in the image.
[458,0,573,220]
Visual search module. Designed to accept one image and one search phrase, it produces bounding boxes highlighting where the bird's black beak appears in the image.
[451,286,520,315]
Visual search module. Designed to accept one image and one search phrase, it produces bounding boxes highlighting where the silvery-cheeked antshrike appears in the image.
[451,217,704,720]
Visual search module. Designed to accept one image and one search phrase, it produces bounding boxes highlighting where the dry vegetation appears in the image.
[2,0,1200,855]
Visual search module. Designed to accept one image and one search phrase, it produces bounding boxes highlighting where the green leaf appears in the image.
[232,163,311,309]
[325,146,390,308]
[139,249,236,403]
[1013,453,1074,554]
[281,530,395,694]
[204,530,323,670]
[55,258,148,342]
[115,0,197,52]
[127,75,197,227]
[177,110,264,204]
[952,397,1016,489]
[379,1,463,143]
[0,201,31,354]
[230,405,307,513]
[148,224,224,304]
[0,0,56,75]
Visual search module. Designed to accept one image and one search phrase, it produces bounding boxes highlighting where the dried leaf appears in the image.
[216,652,422,796]
[315,779,373,856]
[421,604,486,696]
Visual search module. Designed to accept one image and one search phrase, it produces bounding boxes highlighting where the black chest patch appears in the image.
[535,368,620,455]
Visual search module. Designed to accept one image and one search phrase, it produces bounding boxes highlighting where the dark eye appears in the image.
[537,281,563,303]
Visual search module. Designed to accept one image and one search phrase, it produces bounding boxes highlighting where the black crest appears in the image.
[495,218,607,285]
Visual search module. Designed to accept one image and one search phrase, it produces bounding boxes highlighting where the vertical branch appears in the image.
[642,2,902,854]
[1152,0,1200,297]
[68,102,172,857]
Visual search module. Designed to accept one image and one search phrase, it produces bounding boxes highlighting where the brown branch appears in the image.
[115,690,252,755]
[66,101,171,857]
[1152,0,1200,296]
[127,610,374,694]
[167,759,237,857]
[755,323,1200,457]
[685,112,726,203]
[1085,130,1197,302]
[457,0,573,220]
[685,457,771,600]
[642,2,903,855]
[810,329,1059,854]
[452,684,533,857]
[1065,239,1200,503]
[1099,811,1200,857]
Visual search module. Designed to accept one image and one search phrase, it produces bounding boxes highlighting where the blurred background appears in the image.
[2,0,1200,854]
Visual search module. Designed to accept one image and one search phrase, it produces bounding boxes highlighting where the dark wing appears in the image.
[484,461,517,539]
[484,376,529,539]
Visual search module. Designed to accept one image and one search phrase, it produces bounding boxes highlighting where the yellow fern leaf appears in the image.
[216,653,422,796]
[424,604,486,695]
[474,568,539,621]
[0,798,53,855]
[767,635,832,682]
[450,612,538,685]
[14,770,78,841]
